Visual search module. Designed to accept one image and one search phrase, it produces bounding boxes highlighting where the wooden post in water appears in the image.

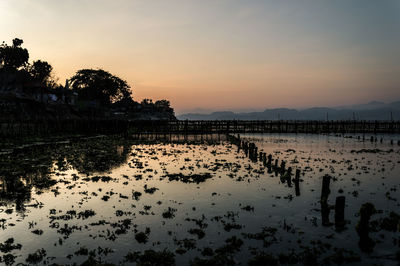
[262,153,267,165]
[286,167,292,187]
[295,169,300,181]
[280,161,286,175]
[335,196,346,230]
[295,169,301,196]
[321,175,331,226]
[267,154,272,166]
[356,203,376,253]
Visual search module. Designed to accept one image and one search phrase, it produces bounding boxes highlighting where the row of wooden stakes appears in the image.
[228,134,347,230]
[228,134,302,196]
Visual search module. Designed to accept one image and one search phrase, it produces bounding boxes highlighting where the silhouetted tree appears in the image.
[0,38,29,70]
[70,69,132,106]
[155,99,170,108]
[141,98,153,106]
[29,60,53,84]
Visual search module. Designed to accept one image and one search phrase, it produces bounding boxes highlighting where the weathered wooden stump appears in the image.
[295,179,300,196]
[280,161,286,175]
[335,196,346,230]
[267,154,272,166]
[356,203,376,253]
[286,167,292,187]
[321,175,331,226]
[295,169,300,181]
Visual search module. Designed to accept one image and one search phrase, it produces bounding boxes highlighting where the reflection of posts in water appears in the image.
[253,147,258,161]
[16,198,25,212]
[244,142,249,156]
[267,154,273,173]
[280,161,286,175]
[274,159,279,176]
[267,154,272,167]
[321,175,331,226]
[294,169,301,196]
[335,196,345,230]
[286,167,292,187]
[356,203,376,253]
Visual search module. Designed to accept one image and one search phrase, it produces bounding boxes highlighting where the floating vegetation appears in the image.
[162,207,177,219]
[125,249,175,265]
[0,238,22,253]
[25,248,46,264]
[164,173,212,183]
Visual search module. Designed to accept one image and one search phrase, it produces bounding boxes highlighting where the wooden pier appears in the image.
[1,119,400,137]
[126,120,400,134]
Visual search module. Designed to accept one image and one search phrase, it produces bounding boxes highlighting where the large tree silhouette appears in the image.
[29,60,53,84]
[0,38,29,70]
[70,69,132,106]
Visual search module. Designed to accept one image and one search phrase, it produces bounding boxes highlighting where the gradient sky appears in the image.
[1,0,399,114]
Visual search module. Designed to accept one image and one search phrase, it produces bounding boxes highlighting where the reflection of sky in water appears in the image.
[0,134,399,265]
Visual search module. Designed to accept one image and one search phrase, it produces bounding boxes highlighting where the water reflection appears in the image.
[0,137,132,210]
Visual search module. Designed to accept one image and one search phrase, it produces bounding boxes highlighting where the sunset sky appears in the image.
[1,0,399,114]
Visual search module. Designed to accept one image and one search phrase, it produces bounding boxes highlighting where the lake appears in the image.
[0,133,399,265]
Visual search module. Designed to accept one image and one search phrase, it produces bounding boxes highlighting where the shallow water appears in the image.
[0,134,399,265]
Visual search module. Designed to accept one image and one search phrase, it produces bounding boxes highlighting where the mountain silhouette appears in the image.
[178,101,400,121]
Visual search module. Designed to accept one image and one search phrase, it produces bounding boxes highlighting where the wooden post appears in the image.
[280,161,286,175]
[295,169,300,181]
[335,196,345,230]
[267,154,272,166]
[286,167,292,187]
[262,153,267,165]
[321,175,331,226]
[356,203,376,253]
[295,171,300,197]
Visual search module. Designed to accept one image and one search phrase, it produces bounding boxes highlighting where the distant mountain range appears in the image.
[178,101,400,121]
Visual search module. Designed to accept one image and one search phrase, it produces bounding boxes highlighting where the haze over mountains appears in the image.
[178,101,400,121]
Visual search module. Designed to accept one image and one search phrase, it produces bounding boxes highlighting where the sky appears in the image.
[1,0,399,114]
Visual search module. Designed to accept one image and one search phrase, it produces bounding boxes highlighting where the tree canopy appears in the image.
[70,69,132,106]
[0,38,29,70]
[29,60,53,84]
